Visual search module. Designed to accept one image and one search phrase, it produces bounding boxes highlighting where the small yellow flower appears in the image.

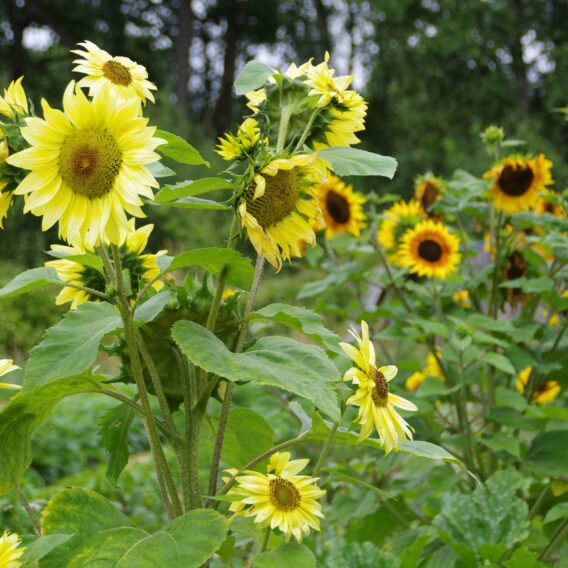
[225,451,325,543]
[0,77,28,118]
[341,321,417,453]
[398,219,461,280]
[216,118,262,161]
[222,287,239,301]
[452,290,471,308]
[0,530,24,568]
[72,40,157,103]
[405,352,444,392]
[0,359,21,390]
[306,52,354,108]
[314,174,366,239]
[516,366,560,405]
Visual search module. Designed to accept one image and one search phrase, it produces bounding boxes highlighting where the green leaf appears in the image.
[133,290,173,324]
[156,129,209,166]
[155,177,233,202]
[503,549,547,568]
[499,276,554,293]
[483,352,516,375]
[317,147,398,178]
[252,542,316,568]
[99,404,135,485]
[479,433,520,457]
[151,195,232,210]
[234,61,274,95]
[147,161,176,178]
[526,431,568,477]
[250,303,342,354]
[222,407,275,468]
[172,321,341,421]
[328,471,393,499]
[488,407,545,430]
[44,250,103,272]
[544,502,568,524]
[164,248,254,289]
[24,302,121,388]
[0,373,104,496]
[20,534,74,567]
[0,267,61,299]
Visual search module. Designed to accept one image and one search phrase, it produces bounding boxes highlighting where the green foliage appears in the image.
[318,147,398,179]
[154,178,233,202]
[155,129,209,167]
[0,267,61,299]
[252,542,316,568]
[234,61,275,96]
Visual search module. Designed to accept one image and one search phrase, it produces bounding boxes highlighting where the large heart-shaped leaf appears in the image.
[0,267,61,299]
[317,147,398,178]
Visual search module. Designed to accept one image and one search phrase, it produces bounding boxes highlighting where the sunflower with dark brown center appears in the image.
[503,250,529,306]
[398,219,461,280]
[484,154,553,214]
[414,174,444,215]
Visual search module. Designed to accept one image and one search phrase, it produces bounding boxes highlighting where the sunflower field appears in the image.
[1,9,568,568]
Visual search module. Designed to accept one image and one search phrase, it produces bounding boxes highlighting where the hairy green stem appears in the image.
[54,281,112,302]
[538,518,568,562]
[15,485,41,534]
[294,108,321,152]
[260,526,271,552]
[312,422,339,477]
[276,105,293,153]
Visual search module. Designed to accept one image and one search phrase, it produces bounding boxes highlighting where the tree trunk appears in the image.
[175,0,193,118]
[313,0,331,57]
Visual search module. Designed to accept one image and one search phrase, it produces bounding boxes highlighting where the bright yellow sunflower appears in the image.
[484,154,553,214]
[225,451,325,543]
[405,351,444,392]
[516,367,560,405]
[8,82,163,248]
[306,51,354,108]
[0,530,24,568]
[414,174,444,215]
[314,174,366,239]
[377,200,425,266]
[340,321,417,453]
[72,40,157,103]
[452,289,471,308]
[238,153,323,270]
[0,359,21,390]
[0,77,28,118]
[216,118,263,161]
[46,221,164,309]
[398,219,461,280]
[533,189,565,218]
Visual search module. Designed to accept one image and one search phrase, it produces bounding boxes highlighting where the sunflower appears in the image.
[452,289,471,308]
[306,52,353,108]
[72,40,157,103]
[216,118,263,161]
[484,154,553,214]
[225,451,325,543]
[46,221,164,309]
[314,174,366,239]
[405,351,444,392]
[398,219,461,280]
[0,359,21,390]
[8,82,163,248]
[502,250,528,306]
[340,321,417,453]
[533,189,565,218]
[0,531,24,568]
[0,77,28,118]
[516,367,560,405]
[377,199,425,266]
[414,174,444,215]
[238,153,323,270]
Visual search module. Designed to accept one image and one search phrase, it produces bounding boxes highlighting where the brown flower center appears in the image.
[498,165,534,197]
[269,478,301,511]
[504,251,526,280]
[371,368,389,407]
[59,128,122,199]
[418,239,443,262]
[326,190,350,224]
[244,169,302,229]
[420,182,440,211]
[103,60,133,86]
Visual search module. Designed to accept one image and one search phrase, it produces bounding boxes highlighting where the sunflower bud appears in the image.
[481,125,504,147]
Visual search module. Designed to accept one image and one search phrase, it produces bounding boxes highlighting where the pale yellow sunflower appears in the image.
[238,153,323,270]
[377,200,426,266]
[306,52,354,108]
[414,174,444,214]
[314,174,366,239]
[72,40,157,103]
[484,154,553,214]
[46,221,164,309]
[516,367,561,405]
[0,531,24,568]
[0,359,21,390]
[0,77,28,118]
[340,321,417,453]
[216,118,263,161]
[8,81,163,248]
[398,220,461,280]
[225,451,325,543]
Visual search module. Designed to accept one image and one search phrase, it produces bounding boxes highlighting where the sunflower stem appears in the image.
[15,485,41,534]
[260,526,271,552]
[53,281,112,302]
[294,108,321,152]
[110,244,182,519]
[276,105,293,153]
[538,518,568,562]
[312,421,339,477]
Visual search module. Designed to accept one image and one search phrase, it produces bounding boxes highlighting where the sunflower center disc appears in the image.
[244,169,302,229]
[103,60,133,86]
[326,190,351,223]
[372,368,389,407]
[418,239,443,262]
[498,165,534,197]
[59,128,122,199]
[269,478,301,510]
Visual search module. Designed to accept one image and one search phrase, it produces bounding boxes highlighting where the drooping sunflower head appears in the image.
[46,221,165,309]
[377,199,426,266]
[216,118,264,161]
[414,173,444,215]
[340,321,417,453]
[0,530,24,568]
[484,154,553,214]
[225,451,326,543]
[72,40,157,103]
[502,250,528,306]
[238,153,323,270]
[8,82,163,247]
[314,174,366,239]
[516,366,561,405]
[398,219,461,280]
[0,77,29,119]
